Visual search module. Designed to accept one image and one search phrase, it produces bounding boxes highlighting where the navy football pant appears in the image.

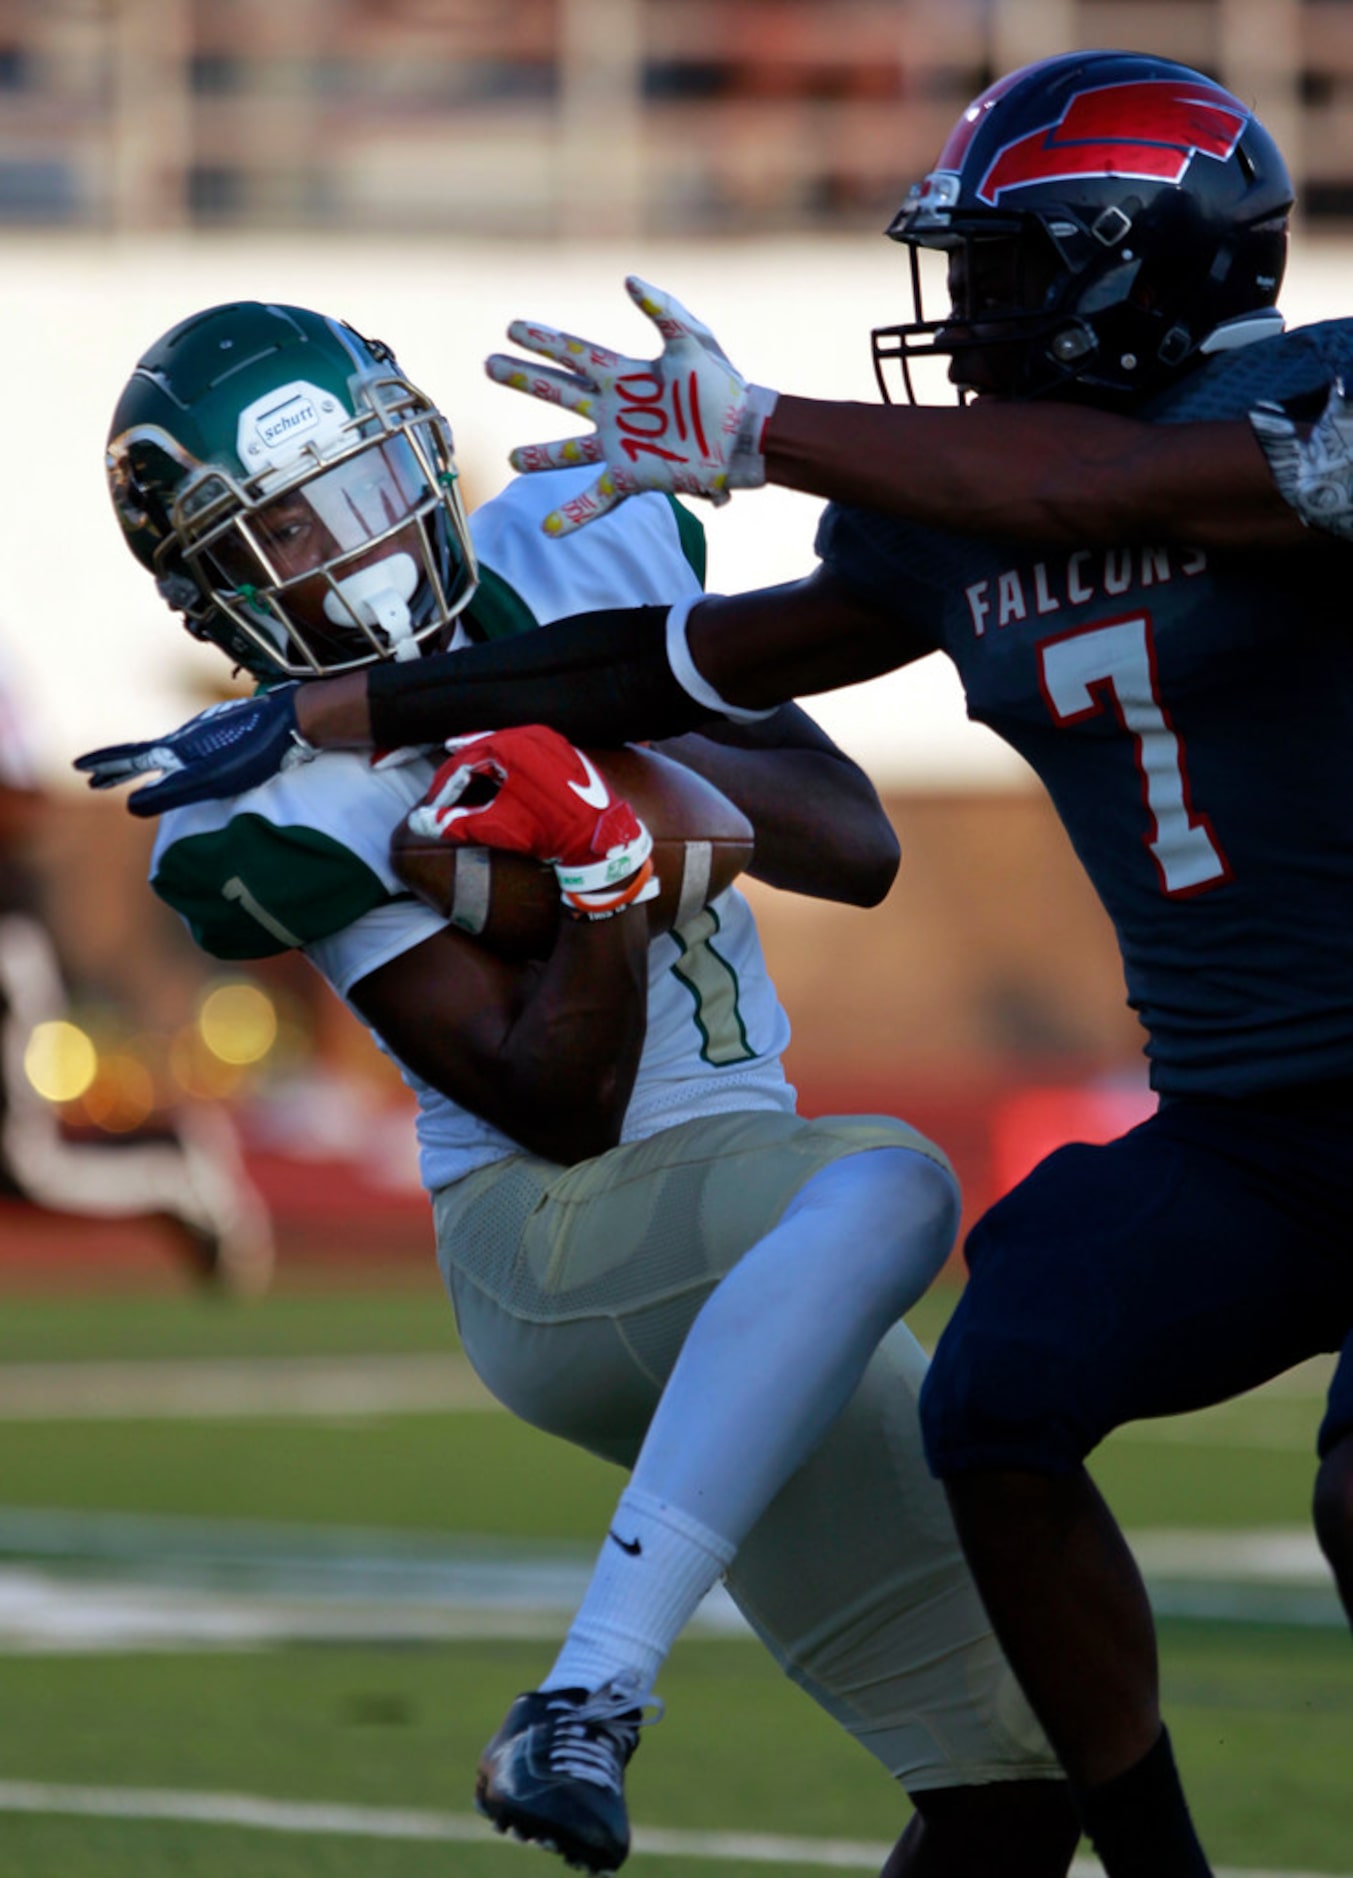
[921,1090,1353,1477]
[1321,1322,1353,1459]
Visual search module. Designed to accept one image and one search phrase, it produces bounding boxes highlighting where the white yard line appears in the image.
[0,1348,1330,1426]
[0,1566,579,1650]
[0,1539,1341,1653]
[0,1353,496,1418]
[0,1503,1333,1587]
[0,1779,1340,1876]
[1134,1528,1329,1583]
[0,1514,755,1648]
[0,1503,1341,1650]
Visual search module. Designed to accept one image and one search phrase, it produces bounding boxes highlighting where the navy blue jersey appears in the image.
[818,321,1353,1097]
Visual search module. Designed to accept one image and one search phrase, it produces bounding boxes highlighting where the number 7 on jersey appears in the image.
[1038,614,1230,897]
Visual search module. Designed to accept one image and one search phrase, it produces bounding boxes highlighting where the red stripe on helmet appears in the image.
[977,80,1248,205]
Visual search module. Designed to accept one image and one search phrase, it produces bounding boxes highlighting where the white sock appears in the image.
[540,1487,735,1699]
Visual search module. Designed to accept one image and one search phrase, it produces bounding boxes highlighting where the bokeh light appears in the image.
[167,1024,246,1100]
[23,1020,98,1103]
[81,1052,157,1133]
[197,981,279,1067]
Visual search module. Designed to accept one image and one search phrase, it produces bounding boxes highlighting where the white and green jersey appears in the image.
[150,468,793,1193]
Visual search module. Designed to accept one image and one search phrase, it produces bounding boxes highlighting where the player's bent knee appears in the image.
[899,1149,962,1255]
[918,1308,1096,1480]
[1313,1432,1353,1603]
[785,1144,959,1312]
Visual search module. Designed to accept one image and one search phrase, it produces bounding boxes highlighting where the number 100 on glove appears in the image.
[484,277,778,536]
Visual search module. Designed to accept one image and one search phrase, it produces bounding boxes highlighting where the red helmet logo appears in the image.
[977,79,1248,205]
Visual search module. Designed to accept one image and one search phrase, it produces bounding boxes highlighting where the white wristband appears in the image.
[665,594,776,725]
[728,384,780,489]
[554,824,654,896]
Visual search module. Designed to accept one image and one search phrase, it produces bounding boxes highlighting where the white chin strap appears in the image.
[324,552,422,661]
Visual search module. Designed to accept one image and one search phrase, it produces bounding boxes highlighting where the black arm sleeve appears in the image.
[367,605,714,748]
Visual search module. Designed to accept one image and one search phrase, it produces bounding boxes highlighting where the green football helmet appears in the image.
[106,302,479,679]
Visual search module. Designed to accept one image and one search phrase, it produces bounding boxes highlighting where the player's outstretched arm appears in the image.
[72,609,706,815]
[353,570,915,752]
[485,276,779,534]
[74,573,918,815]
[485,275,1321,549]
[760,395,1313,549]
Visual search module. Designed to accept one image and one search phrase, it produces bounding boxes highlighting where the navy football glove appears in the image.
[74,687,315,816]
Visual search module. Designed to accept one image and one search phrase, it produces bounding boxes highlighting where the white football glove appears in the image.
[484,276,779,536]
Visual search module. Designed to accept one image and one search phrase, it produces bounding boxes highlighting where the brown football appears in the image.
[390,743,755,960]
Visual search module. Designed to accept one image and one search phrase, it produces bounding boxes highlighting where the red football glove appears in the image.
[407,725,659,920]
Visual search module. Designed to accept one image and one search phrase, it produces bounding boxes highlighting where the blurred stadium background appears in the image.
[0,4,1349,1875]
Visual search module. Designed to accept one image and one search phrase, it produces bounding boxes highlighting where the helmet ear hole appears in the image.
[1051,327,1096,365]
[154,571,202,615]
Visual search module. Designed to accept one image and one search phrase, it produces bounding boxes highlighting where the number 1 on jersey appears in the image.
[1038,614,1229,896]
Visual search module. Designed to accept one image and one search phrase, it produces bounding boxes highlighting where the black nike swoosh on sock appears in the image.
[608,1531,643,1556]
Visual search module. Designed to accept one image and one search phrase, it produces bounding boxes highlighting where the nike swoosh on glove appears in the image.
[407,724,660,919]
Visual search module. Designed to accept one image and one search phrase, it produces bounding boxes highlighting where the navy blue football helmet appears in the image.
[873,50,1294,405]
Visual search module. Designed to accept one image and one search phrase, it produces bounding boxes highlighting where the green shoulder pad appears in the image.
[153,813,391,960]
[466,563,541,640]
[665,496,707,587]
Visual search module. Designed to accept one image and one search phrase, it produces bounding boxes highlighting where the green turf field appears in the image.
[0,1273,1346,1876]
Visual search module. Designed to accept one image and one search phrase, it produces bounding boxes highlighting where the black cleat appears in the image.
[474,1681,659,1873]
